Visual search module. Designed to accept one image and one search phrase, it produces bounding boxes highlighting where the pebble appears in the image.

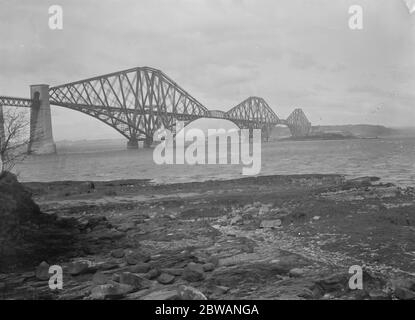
[157,273,175,285]
[35,261,50,281]
[111,249,125,259]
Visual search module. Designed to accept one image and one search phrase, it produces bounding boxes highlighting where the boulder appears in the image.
[183,263,205,282]
[0,172,79,272]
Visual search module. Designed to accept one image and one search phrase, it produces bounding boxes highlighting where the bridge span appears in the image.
[0,66,311,154]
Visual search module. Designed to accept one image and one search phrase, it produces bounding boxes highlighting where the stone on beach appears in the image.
[35,261,50,281]
[183,263,205,282]
[157,273,175,285]
[129,263,151,274]
[68,261,93,275]
[119,272,151,290]
[260,219,282,229]
[111,248,125,258]
[90,282,134,300]
[178,285,207,300]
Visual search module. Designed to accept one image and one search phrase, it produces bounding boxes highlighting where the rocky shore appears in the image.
[1,173,415,300]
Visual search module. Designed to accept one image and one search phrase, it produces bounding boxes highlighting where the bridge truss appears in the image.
[1,67,311,145]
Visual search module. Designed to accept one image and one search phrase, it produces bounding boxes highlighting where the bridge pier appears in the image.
[126,138,139,149]
[143,136,153,148]
[28,85,56,154]
[0,106,5,159]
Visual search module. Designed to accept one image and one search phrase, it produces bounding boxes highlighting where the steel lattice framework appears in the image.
[0,96,36,108]
[225,97,280,128]
[1,67,312,143]
[48,67,210,144]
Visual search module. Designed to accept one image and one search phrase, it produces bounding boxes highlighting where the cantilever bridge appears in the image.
[0,66,311,154]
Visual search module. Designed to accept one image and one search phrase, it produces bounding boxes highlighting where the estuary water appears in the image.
[14,137,415,186]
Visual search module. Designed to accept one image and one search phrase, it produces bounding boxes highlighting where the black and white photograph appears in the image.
[0,0,415,308]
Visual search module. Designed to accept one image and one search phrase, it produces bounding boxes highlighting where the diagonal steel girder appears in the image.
[48,67,210,141]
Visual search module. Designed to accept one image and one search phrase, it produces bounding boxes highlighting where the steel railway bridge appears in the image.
[0,66,311,154]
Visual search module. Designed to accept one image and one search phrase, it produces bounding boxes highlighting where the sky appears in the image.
[0,0,414,140]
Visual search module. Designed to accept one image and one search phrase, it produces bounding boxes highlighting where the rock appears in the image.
[92,272,110,285]
[258,206,270,215]
[68,261,92,275]
[210,285,230,296]
[35,261,50,281]
[207,256,219,267]
[141,289,179,300]
[183,263,205,282]
[125,250,151,265]
[369,289,390,300]
[96,229,125,241]
[157,273,175,285]
[111,249,125,259]
[96,261,119,271]
[289,268,305,278]
[244,207,258,215]
[230,215,243,225]
[202,263,215,272]
[260,219,282,229]
[178,285,207,300]
[119,272,151,290]
[116,222,136,232]
[312,216,321,221]
[161,268,183,276]
[90,282,134,300]
[394,287,415,300]
[129,263,151,274]
[145,269,161,280]
[253,202,262,208]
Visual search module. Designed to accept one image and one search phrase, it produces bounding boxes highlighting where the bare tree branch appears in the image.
[0,106,30,173]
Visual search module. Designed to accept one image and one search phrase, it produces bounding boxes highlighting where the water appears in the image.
[14,137,415,186]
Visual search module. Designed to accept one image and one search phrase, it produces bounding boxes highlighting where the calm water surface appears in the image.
[15,137,415,186]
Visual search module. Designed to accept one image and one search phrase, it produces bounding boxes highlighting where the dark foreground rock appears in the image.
[1,173,415,300]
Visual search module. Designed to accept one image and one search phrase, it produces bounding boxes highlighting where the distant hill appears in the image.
[270,124,415,139]
[311,125,396,138]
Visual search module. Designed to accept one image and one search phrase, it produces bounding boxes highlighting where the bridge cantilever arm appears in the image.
[0,96,37,108]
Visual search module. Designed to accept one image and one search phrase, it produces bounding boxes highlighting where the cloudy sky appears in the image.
[1,0,414,140]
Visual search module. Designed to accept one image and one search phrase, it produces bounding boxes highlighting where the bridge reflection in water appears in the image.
[0,66,311,154]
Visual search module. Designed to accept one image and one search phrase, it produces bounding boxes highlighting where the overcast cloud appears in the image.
[0,0,414,140]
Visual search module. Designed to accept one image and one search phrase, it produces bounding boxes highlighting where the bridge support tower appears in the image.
[28,84,56,154]
[127,138,139,149]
